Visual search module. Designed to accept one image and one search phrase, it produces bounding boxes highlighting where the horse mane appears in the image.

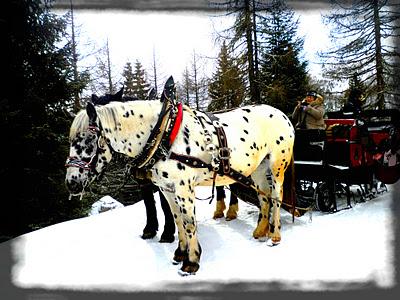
[69,109,89,141]
[69,101,157,140]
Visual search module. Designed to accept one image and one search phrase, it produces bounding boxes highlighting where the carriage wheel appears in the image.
[315,182,335,212]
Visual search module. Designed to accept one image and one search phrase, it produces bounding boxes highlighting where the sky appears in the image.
[54,6,331,94]
[5,184,396,294]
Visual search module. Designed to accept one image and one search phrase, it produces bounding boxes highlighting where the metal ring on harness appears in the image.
[219,147,231,160]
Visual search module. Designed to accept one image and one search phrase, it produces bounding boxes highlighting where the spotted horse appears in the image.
[65,76,295,275]
[90,86,175,243]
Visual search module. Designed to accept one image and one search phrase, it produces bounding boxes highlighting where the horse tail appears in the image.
[282,152,297,221]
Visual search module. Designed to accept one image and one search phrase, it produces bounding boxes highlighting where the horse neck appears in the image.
[101,101,162,158]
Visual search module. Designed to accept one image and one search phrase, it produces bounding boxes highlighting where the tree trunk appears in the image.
[244,0,257,103]
[152,47,158,96]
[252,0,260,103]
[192,51,200,110]
[106,39,113,94]
[373,0,385,109]
[70,0,80,113]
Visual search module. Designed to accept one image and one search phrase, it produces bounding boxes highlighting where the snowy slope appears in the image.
[6,185,396,292]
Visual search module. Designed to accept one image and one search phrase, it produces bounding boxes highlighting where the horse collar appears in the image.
[128,100,183,170]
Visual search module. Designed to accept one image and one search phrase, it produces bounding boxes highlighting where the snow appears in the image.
[88,196,124,216]
[5,184,396,292]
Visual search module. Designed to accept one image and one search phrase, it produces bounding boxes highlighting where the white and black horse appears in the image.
[90,87,175,242]
[65,77,295,275]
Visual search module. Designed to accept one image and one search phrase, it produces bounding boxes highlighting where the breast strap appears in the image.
[204,112,231,175]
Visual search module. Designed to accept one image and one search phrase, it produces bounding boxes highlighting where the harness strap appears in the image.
[204,112,231,175]
[168,152,255,190]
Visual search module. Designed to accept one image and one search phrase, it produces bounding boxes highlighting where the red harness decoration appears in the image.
[169,102,183,145]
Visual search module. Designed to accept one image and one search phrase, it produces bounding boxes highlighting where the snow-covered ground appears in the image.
[4,183,397,292]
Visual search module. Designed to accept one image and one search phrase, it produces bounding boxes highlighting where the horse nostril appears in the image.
[66,179,82,193]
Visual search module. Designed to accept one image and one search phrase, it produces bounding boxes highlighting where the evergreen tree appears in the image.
[132,60,150,99]
[344,73,367,110]
[0,0,89,240]
[190,51,209,110]
[90,39,120,95]
[177,67,192,106]
[213,0,263,103]
[122,61,135,97]
[208,41,245,111]
[258,0,308,114]
[319,0,400,109]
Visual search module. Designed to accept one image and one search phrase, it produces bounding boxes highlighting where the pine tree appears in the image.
[319,0,400,109]
[122,61,135,97]
[90,39,120,95]
[344,73,367,110]
[0,0,89,240]
[132,60,150,99]
[258,0,308,114]
[208,41,245,111]
[177,67,192,106]
[212,0,265,103]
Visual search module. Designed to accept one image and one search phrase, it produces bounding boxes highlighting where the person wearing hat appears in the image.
[292,90,326,130]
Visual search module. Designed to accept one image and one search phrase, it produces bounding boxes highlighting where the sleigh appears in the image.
[294,108,400,212]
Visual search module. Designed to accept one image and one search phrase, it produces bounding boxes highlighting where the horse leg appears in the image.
[141,183,158,240]
[251,160,272,240]
[225,185,238,221]
[213,185,226,219]
[180,193,201,274]
[163,181,201,275]
[268,175,283,245]
[160,188,188,264]
[159,191,175,243]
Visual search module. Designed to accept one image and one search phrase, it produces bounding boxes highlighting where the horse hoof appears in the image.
[178,269,196,276]
[256,236,268,242]
[213,212,224,219]
[173,249,187,265]
[267,238,280,247]
[225,215,237,221]
[159,235,175,243]
[141,231,157,239]
[178,261,199,276]
[172,259,181,265]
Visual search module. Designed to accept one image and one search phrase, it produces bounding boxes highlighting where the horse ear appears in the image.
[147,87,156,100]
[161,76,175,102]
[115,86,124,101]
[91,94,99,105]
[86,102,97,124]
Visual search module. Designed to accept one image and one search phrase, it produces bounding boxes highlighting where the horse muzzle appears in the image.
[65,178,85,195]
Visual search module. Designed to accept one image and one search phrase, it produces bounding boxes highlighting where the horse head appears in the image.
[65,102,113,196]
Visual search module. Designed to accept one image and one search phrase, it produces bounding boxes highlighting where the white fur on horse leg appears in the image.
[160,189,187,264]
[250,160,271,239]
[269,180,282,244]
